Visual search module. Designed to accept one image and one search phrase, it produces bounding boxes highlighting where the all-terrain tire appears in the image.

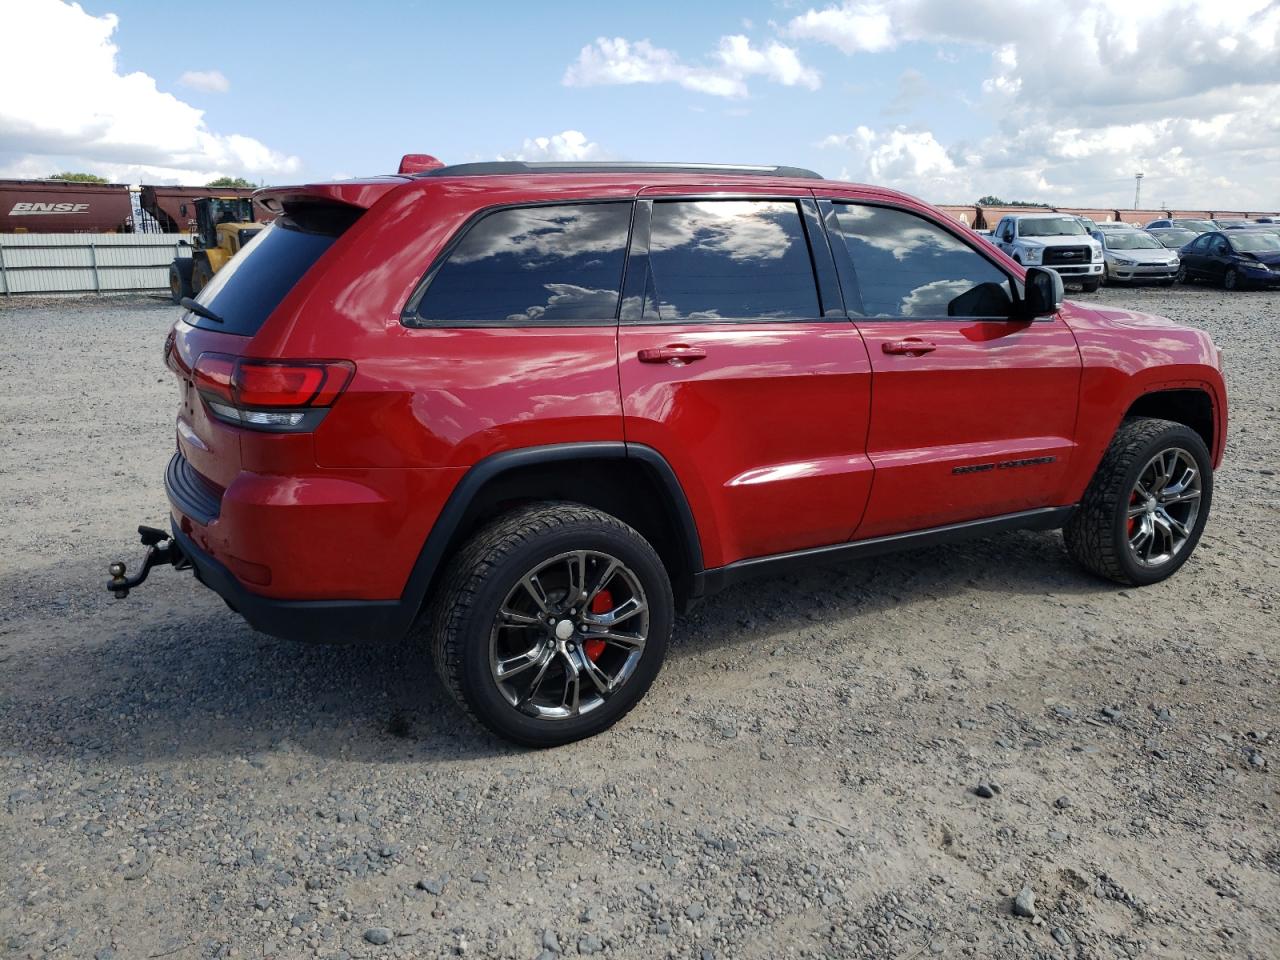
[428,503,673,747]
[1063,418,1213,586]
[169,260,193,304]
[1081,278,1101,293]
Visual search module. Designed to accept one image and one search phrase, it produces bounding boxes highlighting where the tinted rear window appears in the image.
[187,215,348,335]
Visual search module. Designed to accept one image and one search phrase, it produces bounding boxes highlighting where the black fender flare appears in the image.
[399,442,703,616]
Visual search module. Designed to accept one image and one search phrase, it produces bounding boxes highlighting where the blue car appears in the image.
[1179,230,1280,290]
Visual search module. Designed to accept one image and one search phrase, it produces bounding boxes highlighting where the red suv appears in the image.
[109,159,1227,746]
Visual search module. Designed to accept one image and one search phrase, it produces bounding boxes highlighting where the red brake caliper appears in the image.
[1127,491,1139,537]
[584,589,611,662]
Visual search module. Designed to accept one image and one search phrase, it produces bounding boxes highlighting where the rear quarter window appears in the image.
[409,202,632,326]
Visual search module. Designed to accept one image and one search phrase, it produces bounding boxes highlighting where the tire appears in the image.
[168,260,193,304]
[192,256,214,294]
[1081,278,1101,293]
[1064,418,1213,587]
[428,503,673,747]
[1223,267,1238,291]
[1177,264,1192,285]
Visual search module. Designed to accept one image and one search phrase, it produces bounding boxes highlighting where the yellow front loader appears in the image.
[168,197,262,303]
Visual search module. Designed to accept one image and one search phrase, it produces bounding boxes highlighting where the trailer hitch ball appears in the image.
[105,526,187,599]
[109,560,130,598]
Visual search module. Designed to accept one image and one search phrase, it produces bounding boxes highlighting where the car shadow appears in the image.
[1,528,1111,765]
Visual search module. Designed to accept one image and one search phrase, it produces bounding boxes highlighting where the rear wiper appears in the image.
[181,297,223,324]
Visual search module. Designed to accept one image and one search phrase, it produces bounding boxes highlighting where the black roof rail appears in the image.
[415,161,824,180]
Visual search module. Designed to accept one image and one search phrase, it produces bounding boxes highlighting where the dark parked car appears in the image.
[1144,218,1216,233]
[1179,230,1280,289]
[1147,227,1199,249]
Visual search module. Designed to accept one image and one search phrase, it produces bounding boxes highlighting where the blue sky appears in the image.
[3,1,1279,209]
[99,0,988,181]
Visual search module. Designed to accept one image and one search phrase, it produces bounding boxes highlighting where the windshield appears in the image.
[1019,216,1086,237]
[1105,232,1163,250]
[1154,229,1196,247]
[1173,219,1216,232]
[1229,232,1280,253]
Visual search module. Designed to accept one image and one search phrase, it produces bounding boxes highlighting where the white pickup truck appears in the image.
[991,213,1105,292]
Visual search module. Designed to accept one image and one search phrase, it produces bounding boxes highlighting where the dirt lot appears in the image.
[1,286,1276,960]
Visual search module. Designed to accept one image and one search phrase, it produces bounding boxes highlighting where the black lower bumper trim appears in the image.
[165,452,222,526]
[171,523,415,644]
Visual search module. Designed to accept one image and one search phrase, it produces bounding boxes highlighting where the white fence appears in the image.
[0,233,190,295]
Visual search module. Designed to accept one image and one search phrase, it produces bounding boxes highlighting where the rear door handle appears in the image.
[882,338,937,356]
[638,344,707,365]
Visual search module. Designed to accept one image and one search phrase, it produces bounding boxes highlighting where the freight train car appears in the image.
[0,179,135,233]
[139,185,271,233]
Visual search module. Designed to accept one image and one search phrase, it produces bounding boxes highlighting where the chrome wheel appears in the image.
[1126,448,1202,567]
[489,550,649,720]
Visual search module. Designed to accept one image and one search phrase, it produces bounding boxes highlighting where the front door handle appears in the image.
[638,344,707,365]
[882,338,937,356]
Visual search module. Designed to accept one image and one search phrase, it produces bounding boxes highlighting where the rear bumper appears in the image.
[164,449,464,643]
[172,522,413,644]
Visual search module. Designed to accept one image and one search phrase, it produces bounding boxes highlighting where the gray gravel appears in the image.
[1,285,1278,959]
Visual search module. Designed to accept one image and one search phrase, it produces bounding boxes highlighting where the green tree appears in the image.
[206,176,255,188]
[48,171,109,183]
[977,194,1049,208]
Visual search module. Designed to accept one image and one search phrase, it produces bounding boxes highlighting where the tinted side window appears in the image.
[832,204,1013,318]
[414,202,631,325]
[646,200,819,320]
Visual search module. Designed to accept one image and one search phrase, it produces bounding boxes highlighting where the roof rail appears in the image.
[415,161,824,180]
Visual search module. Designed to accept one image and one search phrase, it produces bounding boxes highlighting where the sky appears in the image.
[1,0,1278,210]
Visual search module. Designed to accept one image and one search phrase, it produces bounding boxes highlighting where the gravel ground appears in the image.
[1,286,1276,960]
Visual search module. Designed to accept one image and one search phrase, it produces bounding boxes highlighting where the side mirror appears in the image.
[1022,266,1064,317]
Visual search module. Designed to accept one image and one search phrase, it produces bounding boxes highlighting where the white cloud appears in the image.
[0,0,299,185]
[803,0,1280,208]
[785,3,895,53]
[179,69,229,93]
[715,36,821,91]
[564,35,819,98]
[500,130,607,162]
[822,126,961,198]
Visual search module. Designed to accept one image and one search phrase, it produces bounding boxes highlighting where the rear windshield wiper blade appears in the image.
[181,297,224,324]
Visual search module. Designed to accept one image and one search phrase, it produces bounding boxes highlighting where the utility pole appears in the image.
[1134,172,1144,209]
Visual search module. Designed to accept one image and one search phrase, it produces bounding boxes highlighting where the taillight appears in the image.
[192,353,354,432]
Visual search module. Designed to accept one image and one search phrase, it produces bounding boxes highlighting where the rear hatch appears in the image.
[166,179,405,499]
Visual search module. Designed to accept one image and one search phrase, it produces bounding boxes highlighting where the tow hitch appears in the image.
[107,525,190,598]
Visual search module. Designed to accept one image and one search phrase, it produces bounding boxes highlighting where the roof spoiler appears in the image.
[255,179,406,214]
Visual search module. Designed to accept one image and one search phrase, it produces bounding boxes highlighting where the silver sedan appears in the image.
[1090,229,1180,284]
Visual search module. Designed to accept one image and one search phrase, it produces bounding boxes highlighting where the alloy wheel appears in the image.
[489,550,649,720]
[1224,268,1238,290]
[1125,448,1203,568]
